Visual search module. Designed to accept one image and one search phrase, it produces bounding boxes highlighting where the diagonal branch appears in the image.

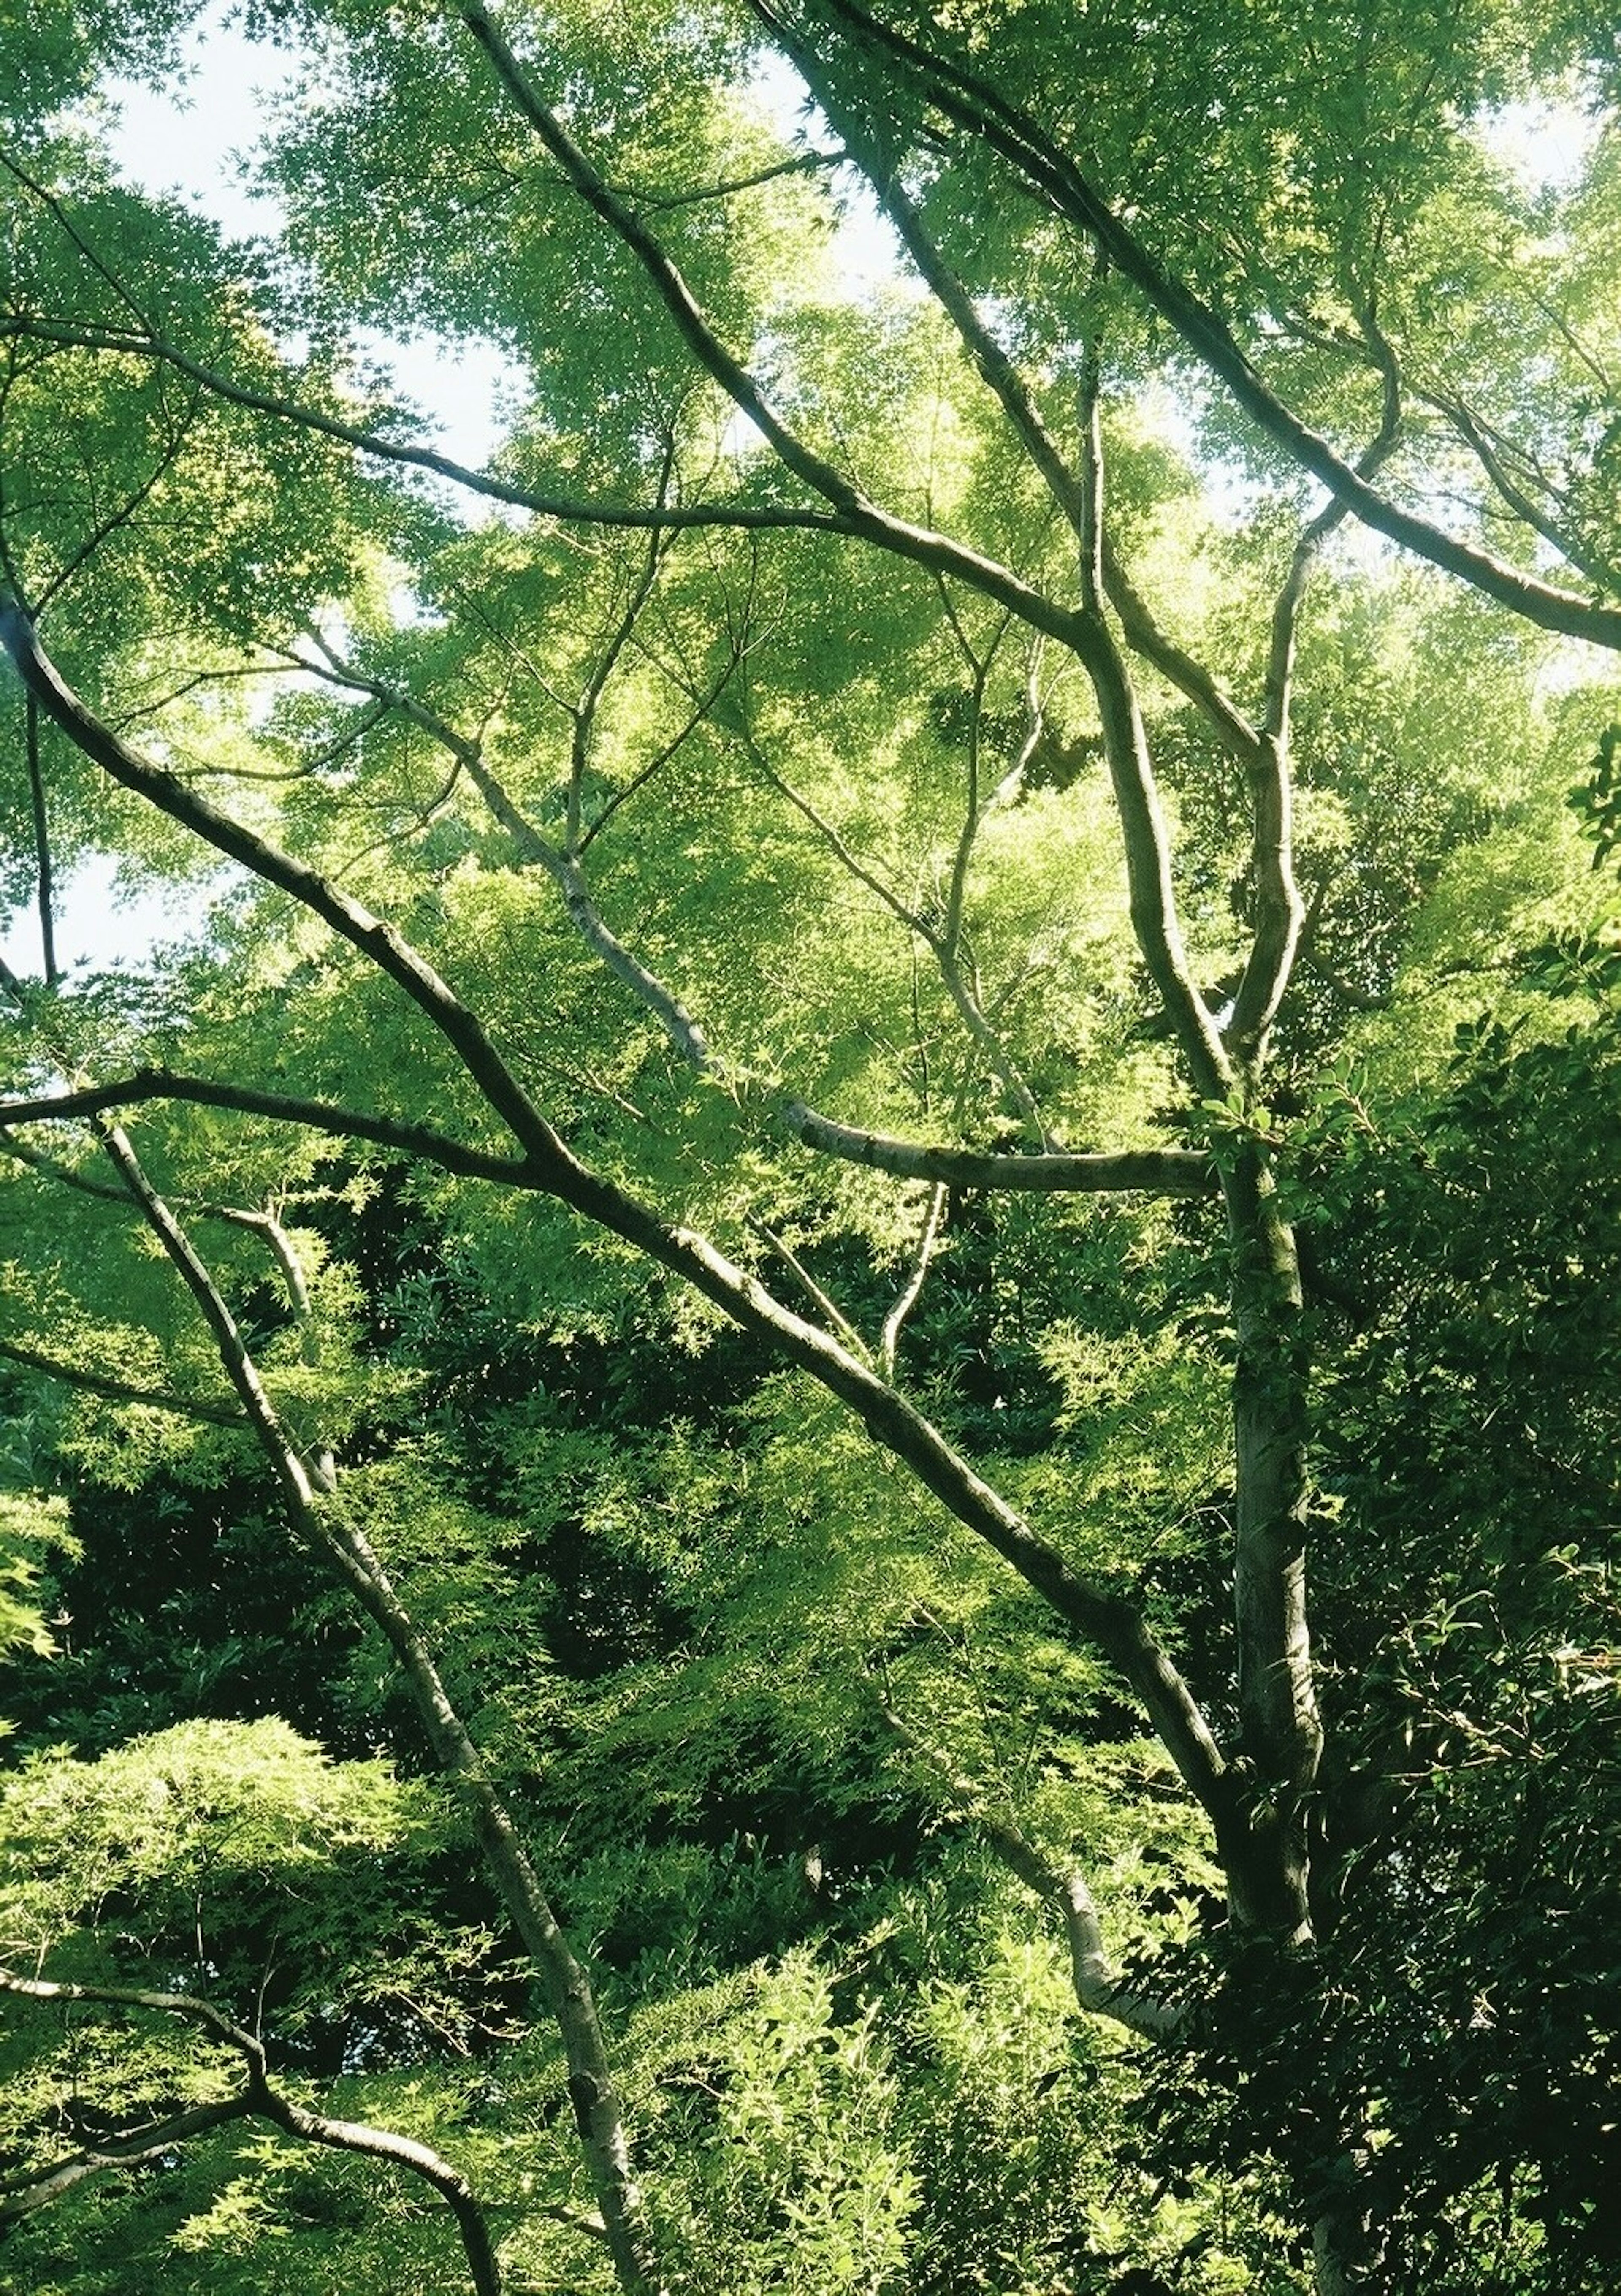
[879,1182,946,1376]
[287,642,1170,1186]
[1226,327,1402,1062]
[0,608,1233,1828]
[0,1070,544,1186]
[768,20,1093,553]
[1069,353,1233,1102]
[797,0,1621,649]
[452,7,1107,651]
[0,1336,243,1426]
[1416,381,1621,594]
[68,1124,653,2292]
[24,692,58,984]
[874,1696,1183,2039]
[1101,539,1265,772]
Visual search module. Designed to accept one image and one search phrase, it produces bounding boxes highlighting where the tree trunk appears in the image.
[1221,1145,1321,1940]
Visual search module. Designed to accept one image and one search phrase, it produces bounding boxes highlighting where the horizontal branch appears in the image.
[0,1066,1218,1204]
[0,315,846,539]
[782,1100,1218,1195]
[0,1067,542,1184]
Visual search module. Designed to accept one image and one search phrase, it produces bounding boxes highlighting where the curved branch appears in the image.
[0,1972,504,2294]
[0,314,845,540]
[0,1068,1217,1199]
[61,1126,651,2289]
[874,1701,1182,2040]
[772,24,1092,553]
[0,1126,130,1200]
[0,2100,252,2219]
[879,1182,946,1376]
[0,1070,543,1187]
[1226,334,1402,1062]
[1417,381,1621,594]
[1072,361,1233,1102]
[451,9,1106,651]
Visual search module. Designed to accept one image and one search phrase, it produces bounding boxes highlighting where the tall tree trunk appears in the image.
[1221,1146,1320,1940]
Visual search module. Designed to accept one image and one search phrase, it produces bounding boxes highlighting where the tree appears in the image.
[1,3,1618,2291]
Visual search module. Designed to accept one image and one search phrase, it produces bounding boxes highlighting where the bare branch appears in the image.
[0,152,157,337]
[879,1182,945,1375]
[0,2100,252,2219]
[874,1699,1183,2039]
[1418,382,1620,594]
[781,1099,1217,1194]
[0,1070,544,1187]
[747,1213,872,1357]
[0,313,847,539]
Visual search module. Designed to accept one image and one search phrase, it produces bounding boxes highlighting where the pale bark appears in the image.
[876,1700,1182,2041]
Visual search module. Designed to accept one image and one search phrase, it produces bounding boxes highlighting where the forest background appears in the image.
[1,1,1620,2291]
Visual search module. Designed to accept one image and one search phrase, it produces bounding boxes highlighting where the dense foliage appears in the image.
[1,3,1618,2292]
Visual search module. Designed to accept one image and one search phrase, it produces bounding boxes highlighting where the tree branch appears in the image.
[24,692,57,984]
[1100,539,1265,773]
[798,0,1621,649]
[873,1699,1182,2039]
[0,609,1234,1831]
[63,1124,653,2290]
[0,1972,504,2293]
[0,1069,543,1186]
[879,1182,946,1376]
[0,312,854,540]
[779,1100,1217,1193]
[452,7,1113,652]
[1226,328,1402,1063]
